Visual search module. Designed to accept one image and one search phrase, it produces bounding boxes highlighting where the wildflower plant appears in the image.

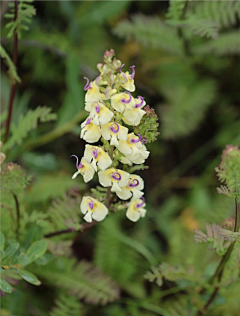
[72,49,158,223]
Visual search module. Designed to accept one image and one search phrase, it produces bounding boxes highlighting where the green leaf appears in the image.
[0,279,12,293]
[0,232,5,250]
[17,253,30,266]
[26,240,47,263]
[17,269,41,285]
[0,250,6,261]
[1,243,19,265]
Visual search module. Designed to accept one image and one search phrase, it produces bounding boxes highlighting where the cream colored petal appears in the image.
[72,171,80,179]
[85,82,101,103]
[117,140,132,156]
[82,164,95,183]
[85,102,93,112]
[98,170,112,187]
[99,107,114,125]
[118,170,129,187]
[123,109,139,122]
[111,181,121,192]
[126,207,140,222]
[101,124,111,141]
[110,134,119,146]
[83,126,101,143]
[116,187,132,200]
[120,156,133,166]
[98,152,112,170]
[110,93,125,113]
[92,202,108,221]
[131,145,142,158]
[80,197,89,215]
[139,207,146,218]
[83,211,93,223]
[83,145,93,162]
[132,189,144,199]
[118,126,128,141]
[129,155,145,164]
[92,115,99,126]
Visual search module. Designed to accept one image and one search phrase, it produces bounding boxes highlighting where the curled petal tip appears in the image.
[84,77,91,90]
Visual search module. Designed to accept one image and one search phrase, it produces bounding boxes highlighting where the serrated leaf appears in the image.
[17,269,41,285]
[0,279,12,293]
[26,240,47,263]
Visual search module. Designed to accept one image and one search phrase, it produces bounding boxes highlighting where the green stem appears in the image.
[196,198,239,316]
[5,0,19,143]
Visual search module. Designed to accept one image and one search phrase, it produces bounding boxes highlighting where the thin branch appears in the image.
[177,0,191,57]
[12,193,20,240]
[5,0,19,143]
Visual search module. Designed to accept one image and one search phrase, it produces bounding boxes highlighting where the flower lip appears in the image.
[71,155,83,169]
[94,102,100,114]
[135,96,144,108]
[84,77,91,90]
[92,148,98,159]
[128,179,139,188]
[121,91,132,104]
[141,137,147,145]
[118,64,125,73]
[86,118,92,125]
[109,123,119,134]
[88,198,94,210]
[111,172,122,181]
[136,197,145,208]
[130,65,135,80]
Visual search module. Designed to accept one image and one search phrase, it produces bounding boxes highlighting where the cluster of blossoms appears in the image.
[72,49,151,223]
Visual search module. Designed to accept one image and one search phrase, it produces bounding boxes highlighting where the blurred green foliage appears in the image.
[1,1,240,316]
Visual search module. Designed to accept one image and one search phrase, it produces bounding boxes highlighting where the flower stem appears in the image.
[5,0,19,143]
[196,198,239,316]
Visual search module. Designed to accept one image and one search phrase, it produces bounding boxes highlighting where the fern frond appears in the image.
[0,45,21,83]
[194,31,240,56]
[189,0,240,30]
[160,79,216,139]
[3,106,57,151]
[4,0,36,39]
[114,15,184,57]
[166,0,187,20]
[34,258,120,305]
[50,291,82,316]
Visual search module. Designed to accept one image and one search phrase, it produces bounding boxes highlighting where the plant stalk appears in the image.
[5,0,19,143]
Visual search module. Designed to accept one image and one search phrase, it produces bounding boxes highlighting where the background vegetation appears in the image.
[1,1,240,315]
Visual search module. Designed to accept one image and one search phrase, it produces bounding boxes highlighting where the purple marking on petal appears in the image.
[86,118,92,125]
[135,96,144,108]
[130,135,141,144]
[109,123,119,134]
[118,64,125,73]
[84,77,91,91]
[141,137,147,145]
[136,197,145,208]
[71,155,83,169]
[95,102,100,114]
[130,65,135,80]
[92,148,98,159]
[128,179,139,188]
[121,91,132,104]
[111,172,121,181]
[88,198,94,210]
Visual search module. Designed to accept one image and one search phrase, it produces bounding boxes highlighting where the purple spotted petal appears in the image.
[88,198,94,210]
[136,197,145,208]
[86,118,92,125]
[95,102,100,114]
[135,96,144,108]
[111,172,121,181]
[92,148,98,159]
[84,77,91,90]
[109,123,119,134]
[128,179,139,188]
[121,91,132,104]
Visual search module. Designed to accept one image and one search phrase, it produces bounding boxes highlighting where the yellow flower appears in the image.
[101,122,128,146]
[110,91,135,113]
[126,197,146,222]
[80,196,108,222]
[88,102,114,125]
[80,117,101,143]
[116,174,144,200]
[98,168,129,192]
[71,155,95,183]
[122,96,146,126]
[84,145,112,172]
